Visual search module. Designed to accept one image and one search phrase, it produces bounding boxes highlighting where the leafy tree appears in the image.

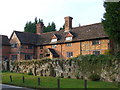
[24,21,36,33]
[24,17,43,33]
[24,18,56,33]
[59,24,65,30]
[102,2,120,53]
[44,22,56,33]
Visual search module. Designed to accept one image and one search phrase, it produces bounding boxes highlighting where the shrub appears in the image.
[89,74,100,81]
[28,72,33,75]
[104,49,112,55]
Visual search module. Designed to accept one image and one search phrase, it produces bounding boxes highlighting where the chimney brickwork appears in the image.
[36,22,44,35]
[64,16,73,31]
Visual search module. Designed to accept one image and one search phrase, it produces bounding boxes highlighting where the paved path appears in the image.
[0,84,35,90]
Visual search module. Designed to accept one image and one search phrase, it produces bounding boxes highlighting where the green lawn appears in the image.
[2,72,119,89]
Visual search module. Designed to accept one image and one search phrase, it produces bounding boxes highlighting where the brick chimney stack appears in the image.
[36,22,44,35]
[64,16,73,31]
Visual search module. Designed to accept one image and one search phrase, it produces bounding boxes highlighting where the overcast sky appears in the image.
[0,0,105,37]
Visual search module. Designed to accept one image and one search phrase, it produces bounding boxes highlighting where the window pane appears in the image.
[93,51,100,55]
[66,52,73,57]
[28,45,33,49]
[66,43,72,46]
[11,55,17,60]
[66,37,72,41]
[92,40,100,45]
[52,45,56,48]
[40,54,43,59]
[51,39,57,42]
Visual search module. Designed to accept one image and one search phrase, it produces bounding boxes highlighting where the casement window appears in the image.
[66,52,73,57]
[66,37,72,41]
[11,55,17,60]
[11,43,17,48]
[28,45,34,49]
[66,43,72,46]
[51,38,57,42]
[25,55,32,60]
[52,45,57,48]
[40,54,43,59]
[92,40,100,45]
[93,51,100,55]
[40,46,43,49]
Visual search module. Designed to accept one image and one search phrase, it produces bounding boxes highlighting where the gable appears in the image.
[65,32,73,37]
[10,32,21,44]
[51,34,57,39]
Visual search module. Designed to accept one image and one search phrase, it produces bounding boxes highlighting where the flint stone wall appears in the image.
[8,58,120,83]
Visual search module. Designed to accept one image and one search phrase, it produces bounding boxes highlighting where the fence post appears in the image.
[22,76,25,83]
[57,78,60,88]
[10,75,12,82]
[38,77,40,86]
[84,79,87,90]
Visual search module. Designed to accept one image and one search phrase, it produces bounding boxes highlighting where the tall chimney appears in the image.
[36,22,44,35]
[64,16,73,31]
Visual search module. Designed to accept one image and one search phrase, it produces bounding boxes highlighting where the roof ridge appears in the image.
[73,22,101,29]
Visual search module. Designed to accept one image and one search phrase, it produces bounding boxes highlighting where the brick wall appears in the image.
[2,45,10,60]
[81,39,109,55]
[41,39,109,59]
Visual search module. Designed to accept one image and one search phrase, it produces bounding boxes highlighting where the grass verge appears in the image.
[2,72,119,89]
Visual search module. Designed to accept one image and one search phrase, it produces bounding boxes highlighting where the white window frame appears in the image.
[66,52,73,57]
[93,51,100,55]
[92,40,100,45]
[51,38,57,42]
[52,45,57,48]
[66,43,72,46]
[66,37,72,41]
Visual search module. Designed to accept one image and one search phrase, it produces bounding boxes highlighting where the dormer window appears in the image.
[51,34,58,42]
[51,38,57,42]
[65,32,73,41]
[66,37,72,41]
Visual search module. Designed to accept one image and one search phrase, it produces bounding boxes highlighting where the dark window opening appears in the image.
[11,43,17,48]
[92,40,100,45]
[93,51,100,55]
[66,43,72,46]
[25,55,32,60]
[66,52,73,57]
[40,46,43,49]
[40,54,43,59]
[11,55,17,60]
[28,45,34,49]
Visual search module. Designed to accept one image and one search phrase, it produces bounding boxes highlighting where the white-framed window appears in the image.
[66,52,73,57]
[28,45,34,49]
[93,51,100,55]
[66,43,72,46]
[52,45,57,48]
[92,40,100,45]
[11,43,17,48]
[11,55,17,60]
[66,37,72,41]
[51,38,57,42]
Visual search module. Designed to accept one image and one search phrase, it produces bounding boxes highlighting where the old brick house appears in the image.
[0,35,11,60]
[9,16,109,60]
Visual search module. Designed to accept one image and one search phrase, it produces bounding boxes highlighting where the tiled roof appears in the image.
[37,23,108,45]
[13,31,40,45]
[12,23,108,45]
[0,35,10,45]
